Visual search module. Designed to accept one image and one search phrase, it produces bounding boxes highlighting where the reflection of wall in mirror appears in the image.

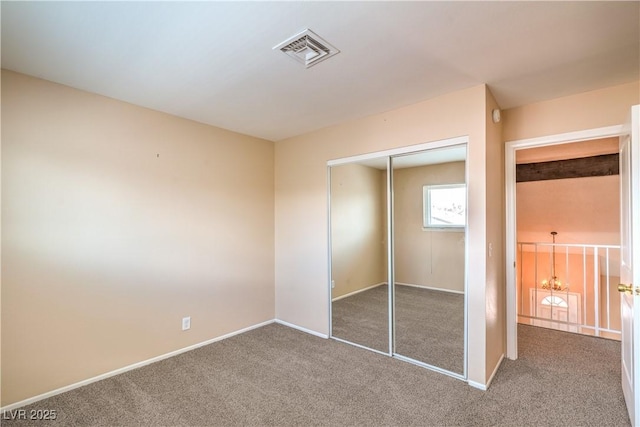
[393,161,465,293]
[330,163,386,299]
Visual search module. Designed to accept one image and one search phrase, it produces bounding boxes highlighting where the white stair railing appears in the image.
[517,242,621,340]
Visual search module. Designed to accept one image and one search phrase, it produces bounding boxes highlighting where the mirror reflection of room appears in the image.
[392,150,466,374]
[330,160,389,353]
[329,144,467,376]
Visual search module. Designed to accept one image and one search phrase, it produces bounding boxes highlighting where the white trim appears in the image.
[505,124,624,361]
[331,282,386,302]
[462,146,469,380]
[393,353,466,381]
[332,336,391,356]
[423,183,467,228]
[395,282,464,295]
[388,155,395,356]
[327,135,469,166]
[327,164,334,340]
[504,125,624,149]
[274,319,329,339]
[422,227,465,233]
[468,380,487,391]
[505,138,518,360]
[0,319,276,412]
[467,353,504,391]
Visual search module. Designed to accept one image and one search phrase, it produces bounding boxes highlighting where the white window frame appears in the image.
[423,183,466,229]
[541,295,569,308]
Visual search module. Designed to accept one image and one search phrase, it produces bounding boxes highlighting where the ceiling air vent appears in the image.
[273,29,340,68]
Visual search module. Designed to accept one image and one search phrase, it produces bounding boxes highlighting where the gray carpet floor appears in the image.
[332,284,464,373]
[2,323,628,426]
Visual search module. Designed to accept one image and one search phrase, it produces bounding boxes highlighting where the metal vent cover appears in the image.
[273,29,339,68]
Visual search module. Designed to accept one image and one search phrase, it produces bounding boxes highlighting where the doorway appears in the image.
[515,138,621,340]
[505,125,625,359]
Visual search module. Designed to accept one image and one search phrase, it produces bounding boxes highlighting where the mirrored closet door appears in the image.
[391,146,467,376]
[329,140,468,378]
[329,158,390,354]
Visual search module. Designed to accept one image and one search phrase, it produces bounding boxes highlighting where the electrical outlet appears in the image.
[182,316,191,331]
[331,280,335,289]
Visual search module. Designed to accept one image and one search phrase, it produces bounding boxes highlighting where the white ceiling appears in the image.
[2,1,638,142]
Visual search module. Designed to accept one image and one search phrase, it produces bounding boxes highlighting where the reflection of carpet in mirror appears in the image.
[332,284,464,374]
[396,286,464,374]
[332,285,390,353]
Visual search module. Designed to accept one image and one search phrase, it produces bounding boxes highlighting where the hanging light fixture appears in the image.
[541,231,567,291]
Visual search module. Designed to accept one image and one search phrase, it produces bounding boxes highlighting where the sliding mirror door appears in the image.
[330,159,389,353]
[391,145,467,375]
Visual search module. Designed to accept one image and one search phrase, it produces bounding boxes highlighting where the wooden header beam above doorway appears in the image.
[516,153,619,183]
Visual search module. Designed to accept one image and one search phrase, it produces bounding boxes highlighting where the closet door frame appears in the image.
[327,135,469,379]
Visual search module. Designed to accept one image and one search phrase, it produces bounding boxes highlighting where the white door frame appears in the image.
[505,125,624,360]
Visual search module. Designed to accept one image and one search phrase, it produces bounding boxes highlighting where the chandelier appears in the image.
[541,231,567,291]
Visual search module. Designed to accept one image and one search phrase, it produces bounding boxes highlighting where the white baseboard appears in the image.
[275,319,329,339]
[468,353,505,391]
[467,380,489,391]
[0,319,276,412]
[395,282,464,295]
[331,282,386,302]
[468,380,487,391]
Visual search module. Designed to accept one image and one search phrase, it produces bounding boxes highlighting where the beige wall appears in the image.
[393,162,465,292]
[2,70,636,408]
[516,138,620,245]
[517,175,620,245]
[484,86,505,383]
[330,163,386,298]
[274,84,498,385]
[503,81,640,141]
[516,137,619,163]
[1,70,275,406]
